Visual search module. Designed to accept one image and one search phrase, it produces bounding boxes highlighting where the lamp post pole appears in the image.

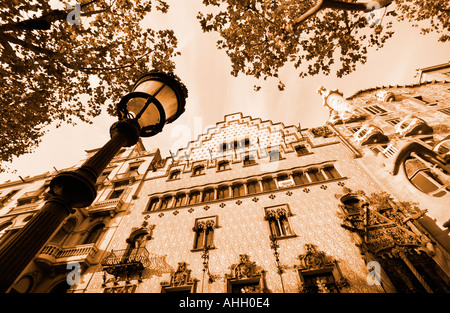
[0,119,140,292]
[0,71,187,293]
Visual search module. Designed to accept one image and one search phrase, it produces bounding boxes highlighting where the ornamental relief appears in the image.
[192,219,215,232]
[338,191,433,258]
[295,244,349,293]
[264,207,291,220]
[297,244,335,270]
[227,254,263,280]
[161,262,197,289]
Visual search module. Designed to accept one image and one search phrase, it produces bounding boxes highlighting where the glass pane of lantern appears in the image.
[126,97,161,127]
[154,85,178,121]
[134,80,179,121]
[133,80,164,96]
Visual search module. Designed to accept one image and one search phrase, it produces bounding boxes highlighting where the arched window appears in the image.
[147,198,160,211]
[169,170,181,180]
[322,166,341,179]
[292,171,309,185]
[265,206,293,238]
[262,178,277,191]
[174,194,186,207]
[404,157,448,197]
[217,186,230,199]
[159,196,173,210]
[202,189,215,202]
[188,191,200,205]
[11,275,34,293]
[247,180,260,194]
[50,218,76,245]
[307,169,325,182]
[193,166,205,176]
[83,223,105,245]
[218,161,230,171]
[193,218,216,250]
[232,184,245,197]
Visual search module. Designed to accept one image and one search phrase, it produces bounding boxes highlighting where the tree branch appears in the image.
[0,0,104,32]
[1,33,59,56]
[291,0,393,32]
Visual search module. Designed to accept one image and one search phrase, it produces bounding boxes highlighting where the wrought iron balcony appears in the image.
[101,247,151,282]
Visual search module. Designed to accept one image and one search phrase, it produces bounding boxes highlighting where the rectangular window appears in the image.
[128,164,140,173]
[220,143,228,152]
[347,126,361,133]
[0,189,20,206]
[108,189,125,199]
[364,105,387,115]
[98,170,112,183]
[386,118,400,126]
[295,145,309,156]
[16,197,35,206]
[269,150,280,162]
[300,270,340,293]
[243,155,256,166]
[410,95,437,106]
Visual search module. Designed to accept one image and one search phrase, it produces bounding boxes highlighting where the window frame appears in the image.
[107,188,126,200]
[363,104,388,116]
[264,205,295,239]
[295,144,311,156]
[192,216,217,251]
[168,170,181,180]
[192,165,205,176]
[243,154,257,166]
[217,160,231,172]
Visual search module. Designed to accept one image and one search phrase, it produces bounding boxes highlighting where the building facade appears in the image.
[0,74,449,293]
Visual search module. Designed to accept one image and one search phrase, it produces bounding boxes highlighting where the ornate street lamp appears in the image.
[0,71,188,292]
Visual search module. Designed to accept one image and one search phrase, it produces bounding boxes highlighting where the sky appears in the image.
[0,1,449,183]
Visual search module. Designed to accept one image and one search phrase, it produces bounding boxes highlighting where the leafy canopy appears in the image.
[0,0,179,172]
[197,0,449,90]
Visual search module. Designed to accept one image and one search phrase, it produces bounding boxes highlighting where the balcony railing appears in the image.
[36,243,98,268]
[88,199,123,217]
[111,171,140,182]
[101,247,151,281]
